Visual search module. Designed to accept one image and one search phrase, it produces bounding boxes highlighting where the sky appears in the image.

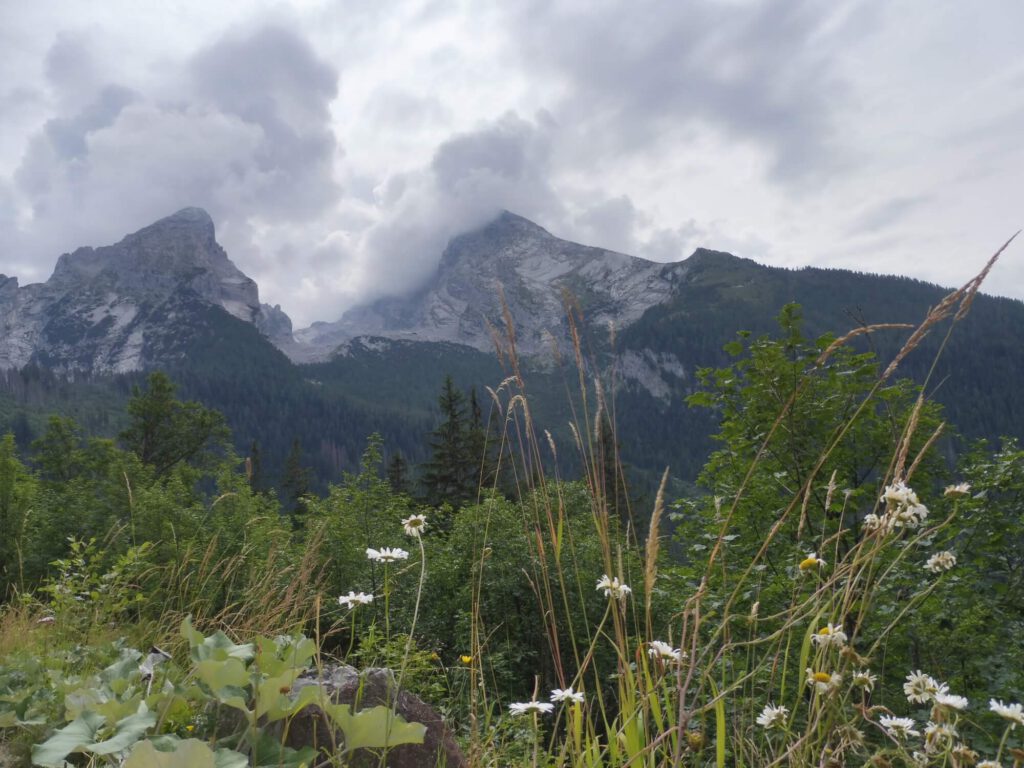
[0,0,1022,328]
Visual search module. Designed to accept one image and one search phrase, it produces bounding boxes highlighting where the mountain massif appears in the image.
[2,207,1023,487]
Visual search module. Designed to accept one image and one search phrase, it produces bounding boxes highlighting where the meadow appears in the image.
[0,245,1022,767]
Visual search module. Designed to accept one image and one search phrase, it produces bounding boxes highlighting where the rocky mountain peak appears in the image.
[291,210,684,361]
[0,207,293,373]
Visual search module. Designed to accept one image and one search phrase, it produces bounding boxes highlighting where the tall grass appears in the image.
[452,235,1020,766]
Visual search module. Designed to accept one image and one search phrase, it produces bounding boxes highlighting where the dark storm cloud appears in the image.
[503,0,868,183]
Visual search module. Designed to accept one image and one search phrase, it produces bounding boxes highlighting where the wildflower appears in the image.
[811,622,848,648]
[647,640,684,663]
[989,699,1024,728]
[852,669,878,692]
[550,687,585,704]
[338,591,374,609]
[924,721,958,753]
[806,668,842,694]
[952,744,979,765]
[595,574,632,600]
[944,483,971,498]
[460,655,472,664]
[904,670,943,703]
[862,513,889,533]
[366,547,409,563]
[799,552,826,572]
[509,700,554,716]
[401,513,428,538]
[882,481,919,507]
[879,715,920,740]
[934,691,969,711]
[756,703,789,730]
[925,551,957,574]
[894,503,929,529]
[977,761,1003,768]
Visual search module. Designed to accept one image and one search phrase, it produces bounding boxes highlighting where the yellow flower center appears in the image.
[818,626,831,635]
[812,672,832,684]
[799,557,819,570]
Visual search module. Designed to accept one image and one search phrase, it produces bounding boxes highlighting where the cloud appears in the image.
[502,0,869,184]
[4,22,344,301]
[343,111,565,306]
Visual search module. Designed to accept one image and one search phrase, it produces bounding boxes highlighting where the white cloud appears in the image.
[0,0,1021,328]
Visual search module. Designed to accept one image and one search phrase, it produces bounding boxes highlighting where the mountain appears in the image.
[0,208,292,373]
[2,207,1024,492]
[290,211,689,361]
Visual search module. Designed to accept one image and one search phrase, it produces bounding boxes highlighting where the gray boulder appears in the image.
[282,664,466,768]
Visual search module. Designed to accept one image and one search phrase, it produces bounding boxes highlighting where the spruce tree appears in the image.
[281,437,311,525]
[386,451,410,494]
[421,375,474,507]
[120,372,228,476]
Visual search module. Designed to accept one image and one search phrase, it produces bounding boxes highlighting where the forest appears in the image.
[0,298,1022,767]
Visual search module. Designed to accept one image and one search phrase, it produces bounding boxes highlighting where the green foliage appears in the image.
[120,372,229,476]
[674,305,945,612]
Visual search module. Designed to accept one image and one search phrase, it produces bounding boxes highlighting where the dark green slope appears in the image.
[613,251,1024,479]
[3,251,1022,493]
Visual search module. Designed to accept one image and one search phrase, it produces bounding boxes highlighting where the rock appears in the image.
[0,207,295,373]
[281,664,466,768]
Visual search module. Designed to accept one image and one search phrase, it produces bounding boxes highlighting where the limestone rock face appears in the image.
[0,208,293,373]
[281,664,466,768]
[292,211,688,361]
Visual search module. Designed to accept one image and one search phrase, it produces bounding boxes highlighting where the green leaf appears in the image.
[181,616,204,648]
[125,738,216,768]
[31,710,105,767]
[324,703,426,752]
[88,704,158,756]
[195,657,249,693]
[710,679,726,768]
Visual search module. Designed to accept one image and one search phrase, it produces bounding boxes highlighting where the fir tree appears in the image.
[120,372,228,476]
[281,437,311,525]
[386,451,410,495]
[421,375,475,508]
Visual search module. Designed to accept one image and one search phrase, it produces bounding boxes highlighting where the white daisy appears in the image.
[852,669,878,692]
[798,552,826,572]
[934,691,969,711]
[977,761,1003,768]
[881,481,919,507]
[879,715,920,740]
[509,700,554,716]
[943,483,971,498]
[904,670,943,703]
[924,721,957,754]
[806,668,842,695]
[366,547,409,563]
[401,513,428,538]
[811,622,848,648]
[755,703,789,730]
[925,551,956,574]
[595,574,632,600]
[647,640,683,663]
[550,687,585,704]
[338,591,374,609]
[989,699,1024,728]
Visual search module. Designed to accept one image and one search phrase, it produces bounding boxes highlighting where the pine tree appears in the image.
[386,451,410,494]
[120,372,228,476]
[421,375,475,508]
[281,437,311,525]
[247,439,264,493]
